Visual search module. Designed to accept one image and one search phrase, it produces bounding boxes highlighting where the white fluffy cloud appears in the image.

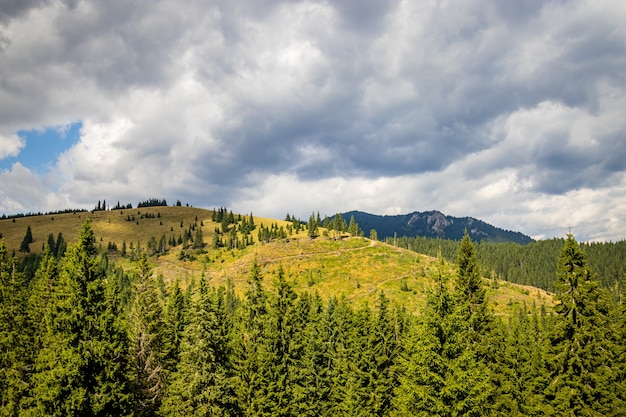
[1,0,625,241]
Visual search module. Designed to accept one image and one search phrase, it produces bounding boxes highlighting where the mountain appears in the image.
[341,210,534,244]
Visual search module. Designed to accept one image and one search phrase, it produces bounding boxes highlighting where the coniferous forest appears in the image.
[1,219,626,416]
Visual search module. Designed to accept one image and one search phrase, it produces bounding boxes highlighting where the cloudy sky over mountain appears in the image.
[1,0,625,241]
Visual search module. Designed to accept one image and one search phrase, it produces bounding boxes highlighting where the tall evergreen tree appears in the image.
[193,227,204,250]
[291,293,333,416]
[308,213,319,239]
[0,239,33,414]
[233,258,269,416]
[347,215,359,237]
[28,245,59,348]
[162,279,188,374]
[161,277,240,416]
[452,231,494,415]
[32,220,131,416]
[394,249,459,416]
[128,253,167,416]
[263,265,298,416]
[54,232,67,258]
[455,230,491,342]
[545,233,622,414]
[19,226,33,253]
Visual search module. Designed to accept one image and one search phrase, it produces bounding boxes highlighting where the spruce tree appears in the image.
[193,227,204,250]
[291,293,334,416]
[32,219,131,416]
[19,226,33,253]
[347,215,359,236]
[128,253,167,416]
[308,213,319,239]
[162,279,188,374]
[545,233,622,414]
[455,230,491,342]
[28,245,59,348]
[393,249,459,415]
[451,231,494,415]
[233,258,269,416]
[161,277,240,416]
[0,239,33,414]
[54,232,66,258]
[263,265,298,416]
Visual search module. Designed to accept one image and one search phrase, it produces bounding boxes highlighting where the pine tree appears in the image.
[28,245,59,347]
[451,231,494,415]
[0,239,34,414]
[47,233,57,255]
[545,233,622,414]
[193,226,204,250]
[308,213,319,239]
[54,232,66,258]
[161,277,240,416]
[32,219,131,415]
[162,279,188,374]
[19,226,33,253]
[263,265,298,416]
[494,304,549,415]
[394,242,494,416]
[455,231,491,342]
[340,304,373,416]
[233,258,269,416]
[128,253,167,416]
[394,249,458,415]
[290,293,333,416]
[369,291,403,416]
[347,215,359,237]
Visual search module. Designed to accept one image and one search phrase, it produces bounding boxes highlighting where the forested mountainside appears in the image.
[391,235,626,294]
[340,210,534,244]
[1,207,625,415]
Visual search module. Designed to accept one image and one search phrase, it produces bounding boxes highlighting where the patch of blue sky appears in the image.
[0,121,82,173]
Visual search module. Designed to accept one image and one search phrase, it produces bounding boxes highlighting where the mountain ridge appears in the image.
[342,210,534,244]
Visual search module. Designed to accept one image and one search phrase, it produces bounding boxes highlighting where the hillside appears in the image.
[342,210,534,244]
[0,206,553,316]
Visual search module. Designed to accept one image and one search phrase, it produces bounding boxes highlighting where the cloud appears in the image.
[0,133,24,159]
[0,0,625,241]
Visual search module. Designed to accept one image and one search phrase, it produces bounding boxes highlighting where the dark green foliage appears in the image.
[395,235,626,292]
[308,213,319,239]
[128,253,167,416]
[232,258,269,416]
[395,239,495,416]
[162,279,189,374]
[544,234,622,415]
[347,215,361,237]
[262,265,297,416]
[161,277,240,416]
[455,231,491,342]
[0,239,34,414]
[31,220,131,416]
[19,226,33,253]
[137,198,167,207]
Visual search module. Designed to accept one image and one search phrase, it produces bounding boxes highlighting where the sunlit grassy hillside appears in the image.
[0,206,554,316]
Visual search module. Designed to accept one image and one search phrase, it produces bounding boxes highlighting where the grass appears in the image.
[0,206,555,316]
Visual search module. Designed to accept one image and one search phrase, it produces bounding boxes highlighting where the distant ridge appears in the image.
[341,210,534,244]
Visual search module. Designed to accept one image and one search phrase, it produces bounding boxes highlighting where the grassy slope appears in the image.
[0,206,554,315]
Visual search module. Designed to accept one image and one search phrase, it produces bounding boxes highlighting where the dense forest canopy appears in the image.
[389,235,626,294]
[1,213,625,415]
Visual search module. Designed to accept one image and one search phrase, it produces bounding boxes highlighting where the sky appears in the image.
[0,0,625,242]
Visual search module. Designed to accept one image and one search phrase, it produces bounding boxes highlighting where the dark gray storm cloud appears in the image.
[1,0,626,241]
